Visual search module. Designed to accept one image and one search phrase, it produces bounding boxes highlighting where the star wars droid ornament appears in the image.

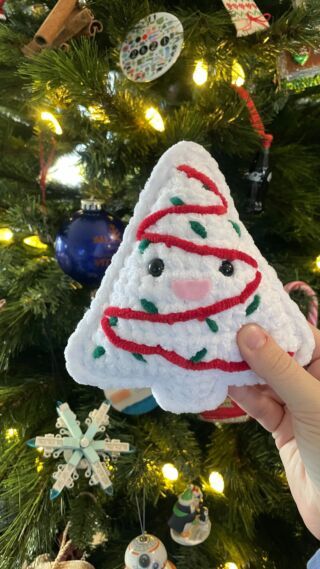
[168,485,211,546]
[124,533,176,569]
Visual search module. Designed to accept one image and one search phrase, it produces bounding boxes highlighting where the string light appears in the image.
[0,227,13,243]
[5,428,19,442]
[315,255,320,270]
[162,463,179,481]
[88,105,110,124]
[209,471,225,493]
[23,235,48,251]
[47,149,85,188]
[145,107,165,132]
[40,111,63,135]
[35,456,44,473]
[193,60,208,86]
[231,61,246,87]
[224,563,239,569]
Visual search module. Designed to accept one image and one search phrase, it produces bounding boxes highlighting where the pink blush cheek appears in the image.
[171,279,212,301]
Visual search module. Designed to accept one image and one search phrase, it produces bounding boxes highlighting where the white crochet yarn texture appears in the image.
[65,141,315,414]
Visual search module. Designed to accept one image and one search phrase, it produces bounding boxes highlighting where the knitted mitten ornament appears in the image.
[65,141,314,414]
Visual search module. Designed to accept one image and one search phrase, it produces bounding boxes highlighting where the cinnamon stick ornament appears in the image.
[22,0,102,57]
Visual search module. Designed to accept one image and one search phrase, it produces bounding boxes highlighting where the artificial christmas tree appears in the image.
[1,1,320,568]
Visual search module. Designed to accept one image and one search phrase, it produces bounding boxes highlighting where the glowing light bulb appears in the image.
[315,255,320,270]
[209,471,225,493]
[162,463,179,481]
[231,61,246,87]
[145,107,165,132]
[5,428,19,442]
[40,111,63,135]
[193,60,208,86]
[35,456,44,473]
[224,563,239,569]
[23,235,48,251]
[88,105,110,124]
[0,227,13,243]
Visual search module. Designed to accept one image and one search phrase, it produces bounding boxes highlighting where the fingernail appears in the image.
[240,325,268,350]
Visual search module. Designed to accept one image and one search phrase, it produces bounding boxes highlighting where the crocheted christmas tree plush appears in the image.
[65,141,314,414]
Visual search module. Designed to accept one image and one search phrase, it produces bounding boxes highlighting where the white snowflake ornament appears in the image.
[65,141,314,414]
[27,401,130,499]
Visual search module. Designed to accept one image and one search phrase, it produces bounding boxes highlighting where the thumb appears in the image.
[238,325,320,493]
[237,324,319,412]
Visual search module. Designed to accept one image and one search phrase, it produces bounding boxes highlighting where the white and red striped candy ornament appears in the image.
[284,281,318,327]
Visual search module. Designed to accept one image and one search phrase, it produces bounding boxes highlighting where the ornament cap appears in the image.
[50,488,60,501]
[81,199,104,211]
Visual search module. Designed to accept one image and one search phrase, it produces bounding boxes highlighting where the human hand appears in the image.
[229,324,320,539]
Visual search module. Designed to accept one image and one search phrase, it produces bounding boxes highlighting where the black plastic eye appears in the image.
[148,258,165,277]
[139,554,151,567]
[153,564,159,569]
[219,260,234,277]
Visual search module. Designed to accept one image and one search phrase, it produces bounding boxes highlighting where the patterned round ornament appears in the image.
[200,396,249,424]
[120,13,184,83]
[104,387,158,415]
[124,533,176,569]
[55,199,124,287]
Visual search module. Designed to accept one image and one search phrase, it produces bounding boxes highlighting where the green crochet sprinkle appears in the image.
[246,295,261,316]
[190,348,207,363]
[170,196,185,206]
[132,353,147,363]
[140,298,158,314]
[139,239,150,253]
[189,221,207,239]
[93,346,106,359]
[206,318,219,333]
[228,220,241,237]
[109,317,118,326]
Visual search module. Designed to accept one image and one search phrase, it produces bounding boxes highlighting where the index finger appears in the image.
[228,385,285,434]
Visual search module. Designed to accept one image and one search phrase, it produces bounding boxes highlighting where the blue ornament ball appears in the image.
[55,199,124,287]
